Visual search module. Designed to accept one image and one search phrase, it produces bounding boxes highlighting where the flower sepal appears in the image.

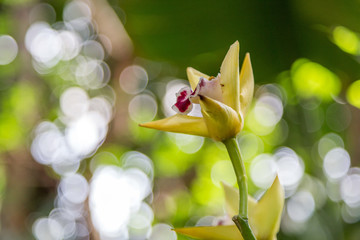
[174,176,284,240]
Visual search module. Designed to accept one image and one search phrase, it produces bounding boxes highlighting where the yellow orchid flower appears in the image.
[175,176,284,240]
[140,41,254,141]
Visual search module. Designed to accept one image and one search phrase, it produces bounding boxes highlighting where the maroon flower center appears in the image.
[173,89,192,114]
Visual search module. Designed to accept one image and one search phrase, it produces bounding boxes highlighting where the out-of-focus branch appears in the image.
[85,0,133,61]
[78,1,135,238]
[84,0,135,143]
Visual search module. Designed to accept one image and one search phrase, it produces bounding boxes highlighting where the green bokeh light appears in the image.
[291,59,341,102]
[191,176,223,208]
[346,80,360,109]
[0,114,22,151]
[210,160,236,187]
[333,26,360,55]
[152,134,202,177]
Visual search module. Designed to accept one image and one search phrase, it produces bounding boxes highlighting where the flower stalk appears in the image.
[223,138,256,240]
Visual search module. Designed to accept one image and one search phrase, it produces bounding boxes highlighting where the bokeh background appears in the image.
[1,0,360,239]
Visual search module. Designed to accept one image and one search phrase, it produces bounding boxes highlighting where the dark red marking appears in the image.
[174,90,192,113]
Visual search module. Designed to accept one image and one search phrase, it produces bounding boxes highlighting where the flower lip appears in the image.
[172,75,223,115]
[193,74,223,104]
[172,87,193,114]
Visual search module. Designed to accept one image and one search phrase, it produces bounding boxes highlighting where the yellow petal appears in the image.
[222,177,284,239]
[199,96,242,141]
[252,176,284,239]
[187,67,210,90]
[221,182,257,217]
[220,41,240,113]
[239,53,254,117]
[139,114,210,137]
[175,225,243,240]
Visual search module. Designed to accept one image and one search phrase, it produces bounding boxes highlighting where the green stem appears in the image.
[223,138,256,240]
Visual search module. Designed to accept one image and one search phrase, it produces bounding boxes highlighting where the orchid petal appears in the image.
[199,96,242,141]
[174,225,243,240]
[190,76,223,104]
[253,176,284,240]
[239,53,254,117]
[139,114,210,137]
[220,41,240,113]
[222,182,257,217]
[221,177,284,240]
[187,67,210,90]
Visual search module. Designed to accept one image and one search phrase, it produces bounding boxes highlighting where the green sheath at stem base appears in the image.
[223,138,256,240]
[233,215,256,240]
